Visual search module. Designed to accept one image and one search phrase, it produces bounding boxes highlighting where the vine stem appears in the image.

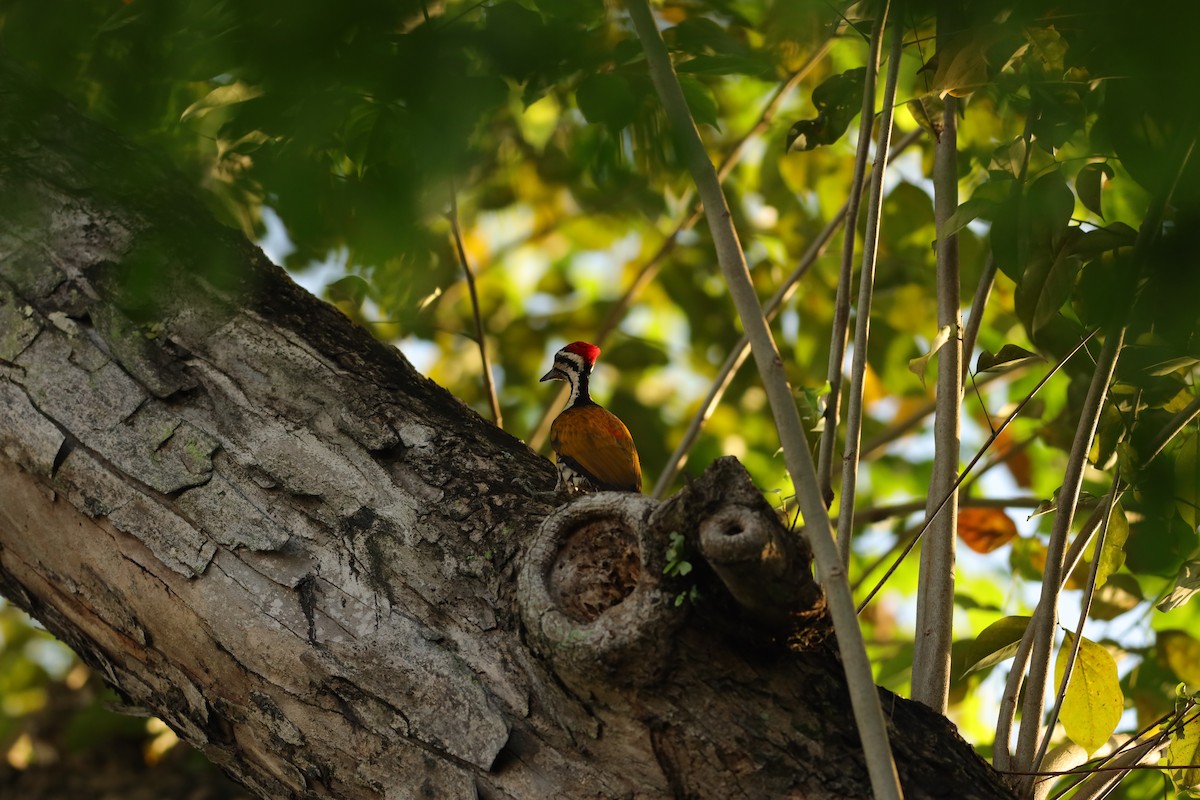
[624,1,903,797]
[836,3,903,569]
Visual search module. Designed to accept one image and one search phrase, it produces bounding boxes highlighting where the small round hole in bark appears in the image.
[720,520,744,538]
[548,518,641,623]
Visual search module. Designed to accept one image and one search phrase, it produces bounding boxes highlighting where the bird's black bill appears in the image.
[540,367,565,382]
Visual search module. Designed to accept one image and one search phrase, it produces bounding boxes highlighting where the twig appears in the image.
[993,484,1122,771]
[625,1,904,796]
[816,8,890,508]
[847,495,1041,526]
[960,256,997,384]
[448,186,503,427]
[836,5,904,570]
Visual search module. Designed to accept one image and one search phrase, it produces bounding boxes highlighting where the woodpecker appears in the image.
[540,341,642,494]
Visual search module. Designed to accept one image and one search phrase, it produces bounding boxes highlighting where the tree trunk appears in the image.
[0,63,1016,800]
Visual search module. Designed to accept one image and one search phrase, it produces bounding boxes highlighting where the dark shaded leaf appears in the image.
[961,616,1030,676]
[785,68,864,152]
[976,344,1043,373]
[678,76,719,129]
[677,54,771,77]
[1076,162,1114,218]
[576,73,637,131]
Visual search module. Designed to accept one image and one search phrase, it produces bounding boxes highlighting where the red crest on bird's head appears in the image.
[562,341,600,367]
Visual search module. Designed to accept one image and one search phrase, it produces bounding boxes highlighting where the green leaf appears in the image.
[1147,356,1200,377]
[1076,162,1114,218]
[1093,503,1129,589]
[942,197,994,238]
[1159,561,1200,613]
[907,95,945,140]
[575,74,638,131]
[676,54,771,78]
[961,616,1030,676]
[1055,633,1123,755]
[908,325,953,388]
[1071,222,1138,258]
[976,344,1044,373]
[678,76,719,129]
[786,68,865,152]
[181,81,264,122]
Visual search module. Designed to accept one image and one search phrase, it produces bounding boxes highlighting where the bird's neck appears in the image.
[565,369,593,408]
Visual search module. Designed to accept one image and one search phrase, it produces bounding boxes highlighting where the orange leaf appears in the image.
[957,507,1019,554]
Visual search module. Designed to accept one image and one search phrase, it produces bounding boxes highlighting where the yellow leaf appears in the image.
[1055,633,1123,755]
[1167,701,1200,793]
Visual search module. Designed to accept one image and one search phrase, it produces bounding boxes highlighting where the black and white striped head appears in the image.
[540,341,600,406]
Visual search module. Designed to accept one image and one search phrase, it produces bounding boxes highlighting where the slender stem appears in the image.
[448,187,503,427]
[910,1,961,710]
[993,486,1121,772]
[1014,328,1124,785]
[837,6,903,569]
[816,8,889,509]
[625,2,903,797]
[651,129,924,498]
[526,40,835,452]
[1142,393,1200,465]
[1030,473,1121,800]
[960,256,997,384]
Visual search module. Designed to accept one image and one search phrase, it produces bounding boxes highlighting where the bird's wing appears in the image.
[550,405,642,492]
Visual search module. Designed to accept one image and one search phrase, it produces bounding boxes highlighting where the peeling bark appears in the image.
[0,64,1017,800]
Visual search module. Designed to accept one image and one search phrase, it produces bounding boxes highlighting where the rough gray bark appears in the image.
[0,64,1016,800]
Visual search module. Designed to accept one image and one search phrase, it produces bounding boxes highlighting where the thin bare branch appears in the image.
[836,11,905,569]
[1014,328,1124,783]
[816,8,889,508]
[1030,472,1121,800]
[448,187,503,427]
[625,1,903,796]
[960,255,997,383]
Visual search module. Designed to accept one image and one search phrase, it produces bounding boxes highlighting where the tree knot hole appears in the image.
[548,518,641,623]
